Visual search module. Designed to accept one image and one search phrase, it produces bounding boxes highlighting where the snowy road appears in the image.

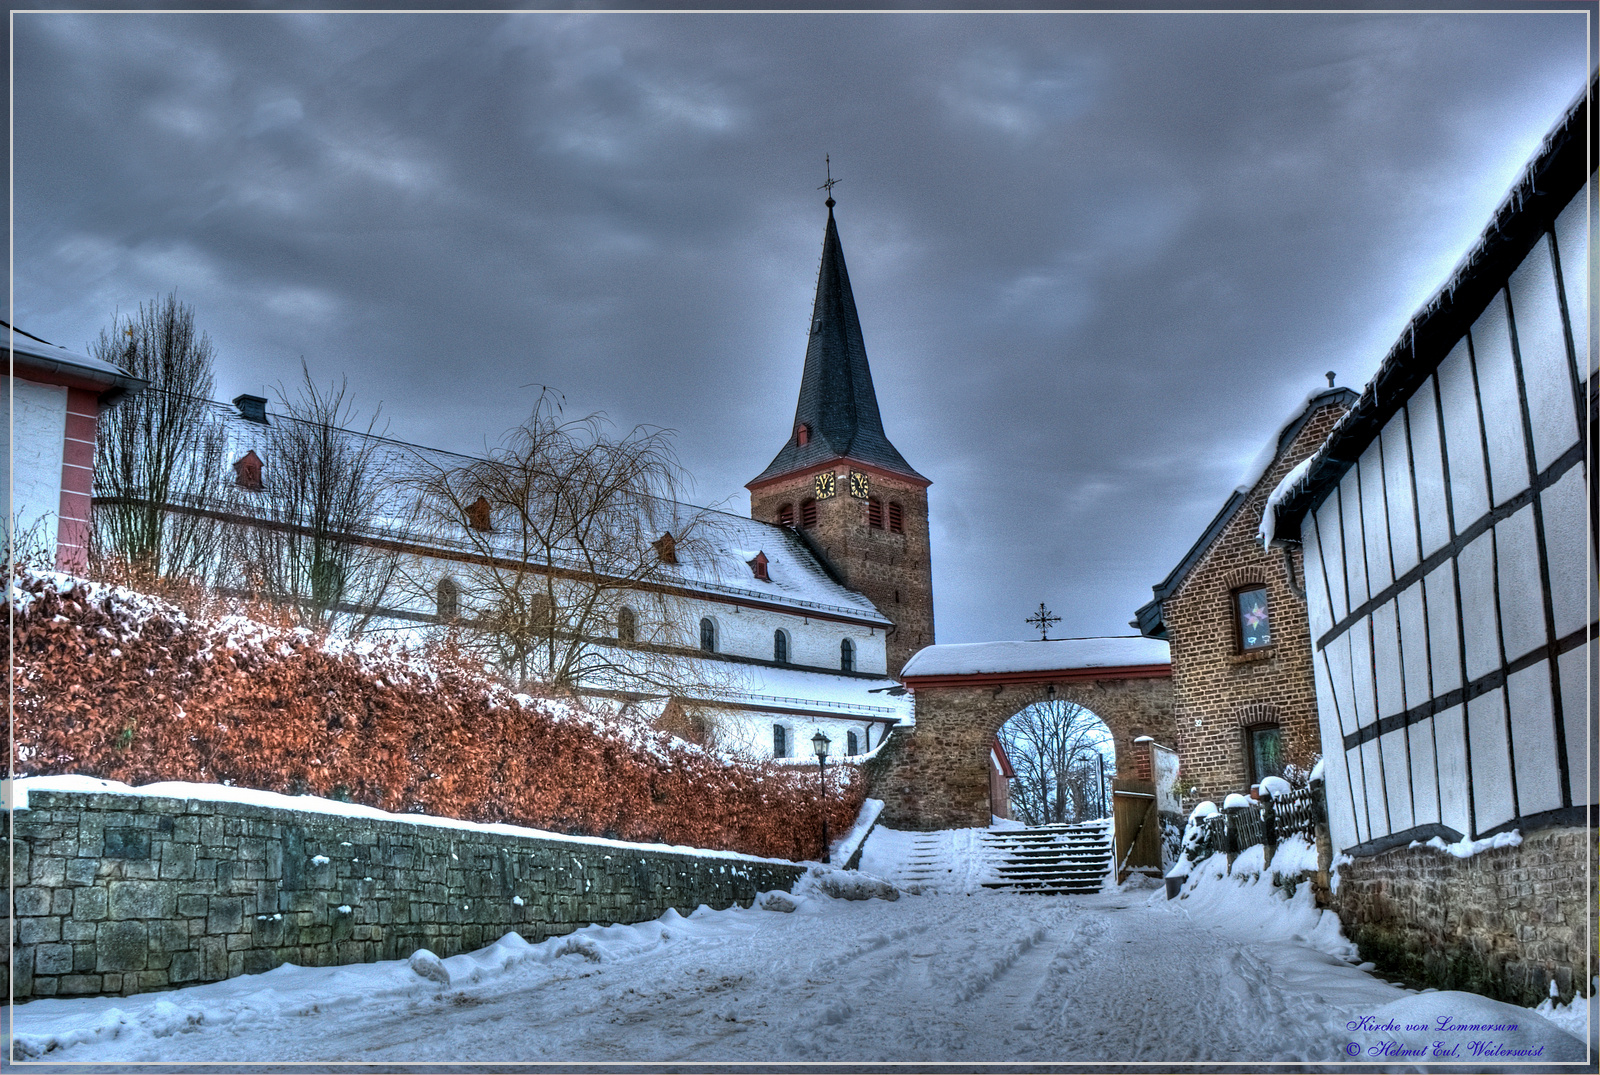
[10,838,1591,1068]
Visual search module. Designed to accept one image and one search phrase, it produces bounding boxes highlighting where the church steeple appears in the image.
[748,203,926,487]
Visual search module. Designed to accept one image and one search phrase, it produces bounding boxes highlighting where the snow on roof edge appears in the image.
[901,636,1170,679]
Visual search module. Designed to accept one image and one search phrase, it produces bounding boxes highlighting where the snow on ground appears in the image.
[8,825,1589,1067]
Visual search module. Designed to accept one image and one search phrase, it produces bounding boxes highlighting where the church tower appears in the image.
[747,196,934,677]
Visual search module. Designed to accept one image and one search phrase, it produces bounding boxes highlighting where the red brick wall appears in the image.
[1160,402,1349,809]
[56,388,98,573]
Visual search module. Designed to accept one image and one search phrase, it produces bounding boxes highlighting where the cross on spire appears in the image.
[819,154,839,209]
[1025,602,1061,642]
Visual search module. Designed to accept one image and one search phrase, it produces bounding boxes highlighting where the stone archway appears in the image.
[872,639,1175,831]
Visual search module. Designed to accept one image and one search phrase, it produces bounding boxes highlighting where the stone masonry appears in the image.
[3,789,804,1002]
[1158,399,1351,809]
[750,465,934,677]
[873,675,1175,830]
[1332,826,1594,1006]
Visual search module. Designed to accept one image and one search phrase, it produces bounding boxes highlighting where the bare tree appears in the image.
[228,363,400,634]
[407,390,722,694]
[999,699,1114,825]
[90,294,230,582]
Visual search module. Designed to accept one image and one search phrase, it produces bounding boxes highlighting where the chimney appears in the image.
[233,394,270,424]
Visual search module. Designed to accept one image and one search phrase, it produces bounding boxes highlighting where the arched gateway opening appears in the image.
[996,698,1115,826]
[875,637,1175,836]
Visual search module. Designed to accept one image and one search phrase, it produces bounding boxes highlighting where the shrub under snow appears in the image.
[7,569,863,861]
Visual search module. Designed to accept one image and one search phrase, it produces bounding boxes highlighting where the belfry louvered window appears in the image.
[888,502,904,533]
[800,499,818,529]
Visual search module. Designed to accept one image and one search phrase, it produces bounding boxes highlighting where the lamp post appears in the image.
[812,730,831,863]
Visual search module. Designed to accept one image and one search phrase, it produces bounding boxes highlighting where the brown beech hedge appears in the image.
[7,572,865,861]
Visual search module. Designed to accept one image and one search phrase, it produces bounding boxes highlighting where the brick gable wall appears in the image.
[1161,402,1349,808]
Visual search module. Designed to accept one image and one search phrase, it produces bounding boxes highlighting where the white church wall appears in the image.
[3,377,68,559]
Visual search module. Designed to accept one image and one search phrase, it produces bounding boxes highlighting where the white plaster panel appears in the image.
[1466,687,1514,832]
[1371,601,1405,719]
[1539,464,1589,640]
[1358,442,1394,592]
[1304,523,1332,641]
[1348,618,1377,729]
[1381,417,1419,577]
[1432,704,1472,837]
[1314,499,1348,622]
[1408,717,1440,827]
[1506,660,1562,817]
[1379,729,1414,833]
[1423,561,1461,695]
[1395,581,1431,705]
[1407,385,1452,557]
[718,710,886,761]
[1457,529,1501,683]
[1557,643,1592,807]
[1508,234,1580,471]
[3,377,68,558]
[1325,631,1358,737]
[1493,506,1546,665]
[684,597,885,675]
[1436,338,1490,527]
[1339,471,1369,608]
[1553,182,1593,381]
[1325,741,1361,852]
[1313,647,1340,741]
[1360,737,1389,839]
[1470,299,1531,507]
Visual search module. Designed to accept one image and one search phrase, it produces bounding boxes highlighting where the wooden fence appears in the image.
[1187,781,1326,863]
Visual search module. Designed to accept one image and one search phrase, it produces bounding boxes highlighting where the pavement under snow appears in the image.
[8,828,1591,1068]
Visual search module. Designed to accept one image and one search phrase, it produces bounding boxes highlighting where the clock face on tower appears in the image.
[814,471,837,499]
[849,470,870,499]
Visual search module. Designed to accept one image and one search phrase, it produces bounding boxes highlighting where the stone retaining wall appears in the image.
[1333,826,1593,1006]
[4,789,805,1002]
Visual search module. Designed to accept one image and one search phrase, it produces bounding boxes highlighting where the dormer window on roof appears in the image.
[465,496,493,532]
[747,551,769,582]
[653,532,678,565]
[233,450,263,491]
[796,424,810,446]
[233,394,270,424]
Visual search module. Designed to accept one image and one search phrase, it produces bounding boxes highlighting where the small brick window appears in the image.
[1247,725,1284,782]
[233,450,264,491]
[617,606,636,643]
[888,501,904,534]
[773,724,790,758]
[777,503,795,528]
[868,497,884,529]
[1235,586,1272,651]
[796,424,810,446]
[774,629,789,664]
[840,638,855,672]
[800,499,818,529]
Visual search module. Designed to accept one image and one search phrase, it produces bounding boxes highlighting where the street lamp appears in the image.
[812,731,831,863]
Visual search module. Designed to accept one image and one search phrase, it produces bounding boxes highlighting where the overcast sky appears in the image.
[10,9,1592,645]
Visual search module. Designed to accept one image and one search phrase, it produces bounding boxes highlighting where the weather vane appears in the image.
[1025,602,1060,642]
[819,154,839,206]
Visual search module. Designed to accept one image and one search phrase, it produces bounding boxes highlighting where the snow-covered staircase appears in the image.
[978,820,1114,894]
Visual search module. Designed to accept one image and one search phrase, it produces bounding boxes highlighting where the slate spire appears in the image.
[750,202,926,486]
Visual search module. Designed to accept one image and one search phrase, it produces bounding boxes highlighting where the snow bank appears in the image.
[796,866,900,902]
[1170,838,1351,961]
[1409,829,1522,858]
[901,636,1169,678]
[10,775,798,866]
[827,797,884,866]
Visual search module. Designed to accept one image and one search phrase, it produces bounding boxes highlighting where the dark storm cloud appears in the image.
[11,11,1591,643]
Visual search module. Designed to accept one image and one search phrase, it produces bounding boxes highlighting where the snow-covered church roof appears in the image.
[900,636,1170,680]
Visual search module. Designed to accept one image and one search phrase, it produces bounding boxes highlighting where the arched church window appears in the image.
[436,577,459,622]
[700,617,717,653]
[617,606,636,643]
[840,638,855,672]
[800,499,818,529]
[868,497,884,529]
[777,503,795,528]
[774,629,789,664]
[796,424,810,446]
[773,724,789,758]
[888,502,904,534]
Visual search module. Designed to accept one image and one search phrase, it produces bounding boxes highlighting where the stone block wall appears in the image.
[4,789,803,1002]
[1160,401,1350,809]
[1333,826,1593,1006]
